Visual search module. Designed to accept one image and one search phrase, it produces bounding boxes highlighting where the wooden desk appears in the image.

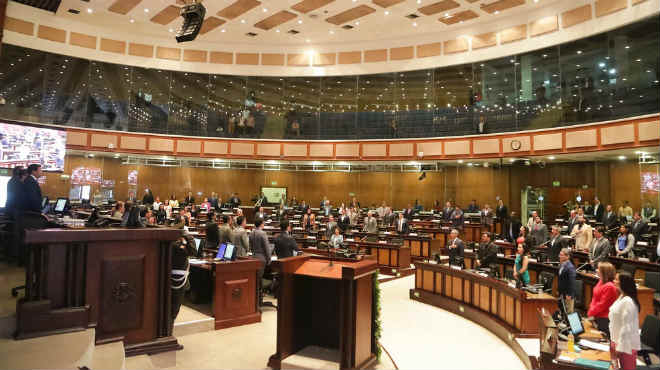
[343,239,412,275]
[411,262,557,337]
[268,255,379,370]
[344,231,441,260]
[462,252,656,325]
[17,228,183,356]
[211,258,262,329]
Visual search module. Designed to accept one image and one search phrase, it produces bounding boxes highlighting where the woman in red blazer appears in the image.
[587,262,618,334]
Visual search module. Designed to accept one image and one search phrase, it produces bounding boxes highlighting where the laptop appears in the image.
[216,243,228,259]
[567,311,585,337]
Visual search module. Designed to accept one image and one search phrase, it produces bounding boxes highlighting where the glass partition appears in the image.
[0,16,657,139]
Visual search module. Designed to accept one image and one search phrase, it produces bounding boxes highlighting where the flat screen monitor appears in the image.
[567,311,584,336]
[54,198,68,213]
[216,243,228,259]
[0,122,67,171]
[0,175,10,208]
[224,243,235,260]
[81,185,91,202]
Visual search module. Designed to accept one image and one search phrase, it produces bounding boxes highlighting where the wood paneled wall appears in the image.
[41,155,656,217]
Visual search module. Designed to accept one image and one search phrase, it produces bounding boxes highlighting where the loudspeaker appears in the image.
[176,3,206,43]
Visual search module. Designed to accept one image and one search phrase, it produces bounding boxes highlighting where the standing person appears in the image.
[363,211,378,234]
[481,204,494,229]
[475,232,498,271]
[446,229,464,267]
[530,216,549,246]
[593,198,604,222]
[219,215,232,245]
[209,192,220,210]
[615,225,635,259]
[395,213,409,234]
[571,216,593,251]
[231,216,250,257]
[5,166,26,218]
[22,164,43,213]
[168,194,179,208]
[329,226,344,249]
[184,191,195,206]
[547,225,566,262]
[171,236,195,322]
[513,243,530,286]
[152,196,162,211]
[587,262,618,335]
[249,219,272,306]
[325,215,338,240]
[450,205,464,231]
[496,199,508,223]
[630,212,648,243]
[558,248,576,314]
[609,272,641,370]
[142,188,154,206]
[274,221,299,258]
[506,211,522,243]
[443,201,453,221]
[604,205,618,229]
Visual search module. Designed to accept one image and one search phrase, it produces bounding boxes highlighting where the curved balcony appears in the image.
[0,16,658,141]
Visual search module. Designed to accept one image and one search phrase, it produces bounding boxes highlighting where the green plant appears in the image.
[372,272,382,360]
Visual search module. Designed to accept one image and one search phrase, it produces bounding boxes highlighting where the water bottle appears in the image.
[567,333,575,352]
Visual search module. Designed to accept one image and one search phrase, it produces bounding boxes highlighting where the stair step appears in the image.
[124,354,156,370]
[91,341,126,370]
[0,328,95,369]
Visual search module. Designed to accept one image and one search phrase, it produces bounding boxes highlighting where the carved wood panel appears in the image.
[100,255,145,333]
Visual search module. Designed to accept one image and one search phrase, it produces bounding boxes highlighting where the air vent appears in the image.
[341,24,354,30]
[68,8,80,14]
[406,13,420,19]
[287,29,299,34]
[246,32,258,37]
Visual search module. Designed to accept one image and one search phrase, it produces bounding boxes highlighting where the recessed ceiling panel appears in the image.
[199,17,226,35]
[108,0,141,14]
[150,5,180,25]
[418,0,460,15]
[326,5,376,25]
[372,0,406,8]
[291,0,335,13]
[217,0,261,20]
[254,10,297,30]
[439,9,478,24]
[480,0,525,14]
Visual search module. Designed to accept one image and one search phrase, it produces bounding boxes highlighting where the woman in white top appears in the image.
[152,196,162,211]
[608,271,641,370]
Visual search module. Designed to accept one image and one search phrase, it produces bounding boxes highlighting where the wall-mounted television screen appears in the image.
[641,172,659,194]
[0,122,67,172]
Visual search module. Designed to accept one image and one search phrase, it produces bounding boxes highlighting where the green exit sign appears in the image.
[552,181,560,187]
[271,181,277,186]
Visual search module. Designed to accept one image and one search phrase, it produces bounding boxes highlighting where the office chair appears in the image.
[539,271,555,293]
[638,315,660,366]
[643,271,660,313]
[573,279,584,310]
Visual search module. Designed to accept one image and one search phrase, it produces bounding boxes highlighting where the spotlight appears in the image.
[176,2,206,43]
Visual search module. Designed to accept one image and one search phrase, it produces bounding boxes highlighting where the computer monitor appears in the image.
[216,243,228,259]
[81,185,91,202]
[567,311,584,336]
[54,198,68,213]
[224,243,236,261]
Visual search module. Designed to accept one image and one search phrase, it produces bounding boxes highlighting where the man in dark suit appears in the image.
[395,213,409,234]
[22,164,43,213]
[467,200,479,213]
[630,212,648,242]
[142,188,154,206]
[547,225,567,262]
[442,201,453,221]
[228,193,241,208]
[592,199,604,222]
[558,248,576,313]
[5,166,26,218]
[184,191,195,206]
[506,211,522,243]
[476,232,498,272]
[325,215,338,240]
[249,219,272,306]
[589,226,611,269]
[495,200,508,223]
[530,216,549,246]
[337,209,350,232]
[274,221,298,258]
[255,206,267,222]
[446,229,465,267]
[603,205,618,229]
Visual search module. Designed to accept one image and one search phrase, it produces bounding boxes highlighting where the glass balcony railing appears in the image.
[0,16,658,140]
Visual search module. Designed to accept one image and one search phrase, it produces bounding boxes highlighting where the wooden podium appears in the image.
[267,255,379,370]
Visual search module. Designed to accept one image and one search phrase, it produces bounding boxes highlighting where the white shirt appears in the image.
[608,296,641,354]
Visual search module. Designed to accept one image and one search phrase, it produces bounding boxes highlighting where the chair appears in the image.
[643,271,660,313]
[573,279,584,310]
[638,315,660,366]
[539,271,554,293]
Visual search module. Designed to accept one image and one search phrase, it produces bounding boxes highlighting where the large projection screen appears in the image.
[261,187,287,204]
[0,122,67,171]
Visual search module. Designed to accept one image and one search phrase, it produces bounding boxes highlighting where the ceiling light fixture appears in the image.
[384,10,389,15]
[130,18,135,23]
[494,10,499,14]
[241,19,246,23]
[618,155,626,160]
[548,156,555,160]
[87,8,93,13]
[412,22,417,26]
[263,8,267,12]
[144,8,149,12]
[298,19,303,24]
[221,29,226,32]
